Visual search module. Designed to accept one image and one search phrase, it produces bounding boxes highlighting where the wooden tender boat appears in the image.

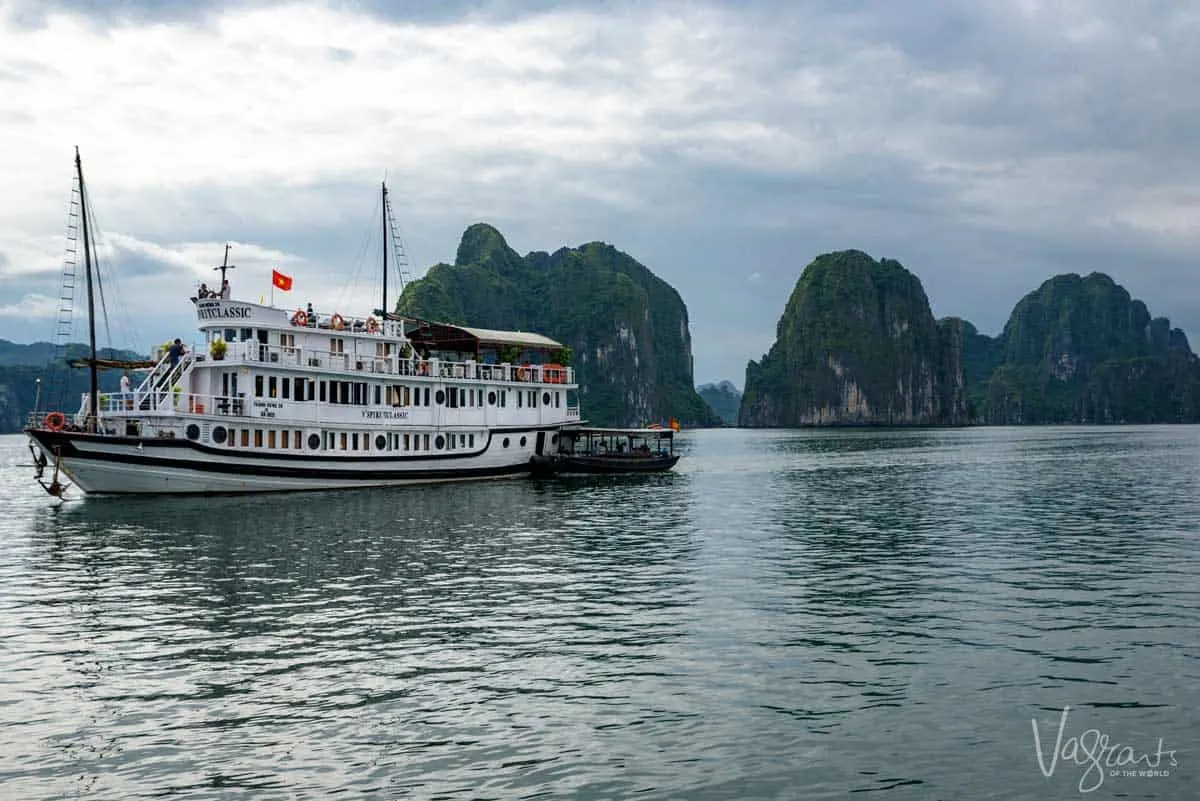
[531,427,679,475]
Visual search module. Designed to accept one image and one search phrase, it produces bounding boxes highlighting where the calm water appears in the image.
[0,427,1197,800]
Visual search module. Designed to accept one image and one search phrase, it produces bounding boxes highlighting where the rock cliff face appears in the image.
[739,251,967,426]
[396,224,720,428]
[975,273,1200,423]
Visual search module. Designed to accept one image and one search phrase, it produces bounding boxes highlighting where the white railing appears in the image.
[206,341,575,385]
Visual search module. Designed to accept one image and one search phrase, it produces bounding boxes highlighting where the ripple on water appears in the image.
[0,428,1197,799]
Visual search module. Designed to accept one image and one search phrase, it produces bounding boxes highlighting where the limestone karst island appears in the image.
[2,238,1198,432]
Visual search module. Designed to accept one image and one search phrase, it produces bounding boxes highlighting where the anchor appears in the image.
[35,446,70,500]
[28,442,47,480]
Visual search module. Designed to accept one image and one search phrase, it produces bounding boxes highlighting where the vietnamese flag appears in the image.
[272,269,293,291]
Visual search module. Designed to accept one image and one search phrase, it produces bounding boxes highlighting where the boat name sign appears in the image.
[197,300,254,320]
[363,409,410,420]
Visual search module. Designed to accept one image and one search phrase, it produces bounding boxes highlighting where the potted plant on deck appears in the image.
[210,338,227,360]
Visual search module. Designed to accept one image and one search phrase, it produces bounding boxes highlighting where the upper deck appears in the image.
[191,298,576,386]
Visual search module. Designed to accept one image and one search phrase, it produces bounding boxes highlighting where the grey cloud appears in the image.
[7,0,1200,387]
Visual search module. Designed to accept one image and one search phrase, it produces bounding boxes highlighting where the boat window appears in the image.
[224,328,238,342]
[424,387,430,406]
[543,392,551,406]
[352,433,359,451]
[269,376,278,398]
[340,432,347,450]
[374,385,381,405]
[376,434,387,450]
[488,390,497,406]
[404,433,410,451]
[268,430,276,448]
[423,433,430,450]
[469,433,475,447]
[308,433,320,450]
[280,431,289,449]
[517,391,523,408]
[556,392,561,408]
[241,429,250,447]
[331,338,345,354]
[254,429,263,447]
[435,435,445,450]
[319,381,327,403]
[255,375,264,397]
[281,377,291,400]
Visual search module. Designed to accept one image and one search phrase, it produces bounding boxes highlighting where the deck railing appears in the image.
[205,341,574,385]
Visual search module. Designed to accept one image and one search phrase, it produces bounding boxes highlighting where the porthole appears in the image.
[488,391,497,405]
[435,435,445,450]
[520,436,527,447]
[308,433,321,450]
[211,426,227,444]
[375,435,387,450]
[185,423,200,441]
[542,392,550,406]
[502,437,510,448]
[435,389,446,405]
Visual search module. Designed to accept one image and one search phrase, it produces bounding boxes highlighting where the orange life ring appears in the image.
[331,313,346,331]
[291,309,307,327]
[44,411,65,431]
[365,316,379,334]
[516,366,529,381]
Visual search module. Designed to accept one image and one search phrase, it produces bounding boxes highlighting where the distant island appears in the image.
[697,381,741,425]
[0,341,143,433]
[740,250,1200,426]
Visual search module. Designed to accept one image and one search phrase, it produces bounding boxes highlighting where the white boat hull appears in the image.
[26,426,556,495]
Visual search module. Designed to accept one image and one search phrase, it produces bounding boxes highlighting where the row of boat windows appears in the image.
[251,376,563,409]
[211,426,480,452]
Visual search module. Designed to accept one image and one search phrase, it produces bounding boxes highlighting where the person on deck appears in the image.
[168,338,186,368]
[220,279,231,299]
[120,371,132,409]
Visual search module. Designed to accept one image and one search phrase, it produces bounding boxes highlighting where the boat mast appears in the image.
[75,147,99,432]
[214,243,236,288]
[381,181,388,319]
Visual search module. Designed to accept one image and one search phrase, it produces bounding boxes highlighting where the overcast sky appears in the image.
[2,0,1198,386]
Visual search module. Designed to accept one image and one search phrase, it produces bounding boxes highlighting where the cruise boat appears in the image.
[25,152,581,495]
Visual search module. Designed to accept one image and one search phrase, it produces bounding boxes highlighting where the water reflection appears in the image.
[2,430,1198,800]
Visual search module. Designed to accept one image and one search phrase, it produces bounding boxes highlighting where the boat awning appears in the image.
[402,318,563,352]
[457,326,563,350]
[564,428,674,437]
